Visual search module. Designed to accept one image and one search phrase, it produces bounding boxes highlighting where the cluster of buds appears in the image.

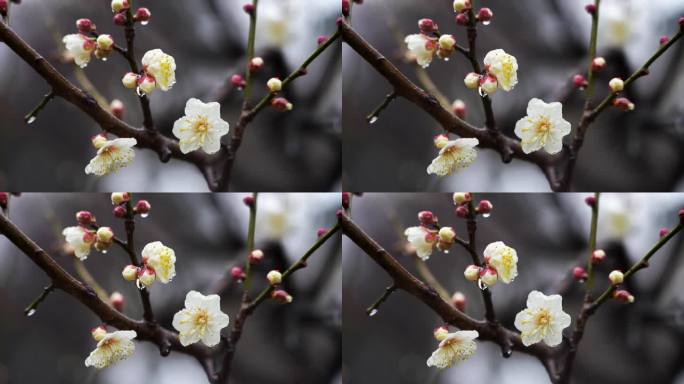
[94,227,114,253]
[94,34,115,61]
[464,264,498,287]
[607,270,634,303]
[266,270,293,304]
[453,192,471,217]
[111,192,151,218]
[453,0,493,26]
[111,0,150,26]
[606,75,634,112]
[436,226,456,252]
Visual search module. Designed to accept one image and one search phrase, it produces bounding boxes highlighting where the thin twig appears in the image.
[366,284,397,316]
[366,92,396,124]
[24,283,55,316]
[23,90,55,124]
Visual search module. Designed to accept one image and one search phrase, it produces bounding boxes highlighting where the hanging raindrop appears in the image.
[27,116,37,124]
[369,116,378,124]
[26,309,36,317]
[368,309,378,317]
[136,279,145,290]
[482,213,491,218]
[477,279,488,291]
[140,213,149,218]
[141,21,149,26]
[102,249,108,254]
[102,57,108,62]
[482,20,491,26]
[478,87,487,98]
[136,87,144,97]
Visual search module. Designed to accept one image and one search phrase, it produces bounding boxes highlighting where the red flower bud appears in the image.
[271,97,293,112]
[113,12,126,26]
[418,18,437,34]
[659,35,670,46]
[134,7,151,23]
[418,210,436,226]
[317,35,329,45]
[659,227,669,238]
[573,266,588,281]
[455,205,469,218]
[113,205,127,218]
[455,13,469,26]
[76,211,95,226]
[0,192,8,209]
[477,8,493,24]
[573,74,588,89]
[243,3,254,14]
[476,200,493,215]
[613,289,634,303]
[271,289,293,304]
[585,196,596,207]
[76,18,96,33]
[0,0,7,16]
[317,227,328,238]
[231,266,246,281]
[342,0,350,17]
[134,200,151,216]
[231,74,246,89]
[342,192,351,209]
[243,195,255,207]
[585,4,596,14]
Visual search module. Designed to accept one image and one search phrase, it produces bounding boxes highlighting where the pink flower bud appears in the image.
[342,0,350,16]
[433,326,449,341]
[110,99,124,119]
[248,249,264,264]
[476,200,493,215]
[613,97,635,112]
[76,211,95,226]
[573,74,588,89]
[0,0,7,16]
[613,289,634,303]
[659,36,670,46]
[573,266,588,281]
[342,192,351,209]
[585,4,596,14]
[231,266,245,281]
[243,195,255,207]
[679,17,684,29]
[451,291,466,311]
[249,57,264,72]
[91,326,107,341]
[418,18,437,34]
[433,134,449,149]
[134,200,151,215]
[76,18,95,33]
[477,8,493,23]
[271,289,293,304]
[109,291,124,311]
[585,196,596,207]
[591,249,606,264]
[231,74,246,89]
[0,192,8,209]
[134,7,151,23]
[455,12,469,26]
[317,35,329,45]
[243,3,254,14]
[591,57,606,72]
[113,12,127,26]
[113,205,127,218]
[271,97,293,111]
[455,205,469,218]
[659,227,669,238]
[418,210,436,226]
[679,208,684,222]
[317,227,328,238]
[452,99,466,119]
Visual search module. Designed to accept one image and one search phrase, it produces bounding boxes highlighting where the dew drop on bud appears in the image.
[368,309,378,317]
[443,249,449,254]
[102,249,108,254]
[136,87,144,97]
[478,87,486,98]
[141,213,149,218]
[135,279,145,290]
[482,213,491,218]
[102,57,108,62]
[369,116,378,124]
[141,20,149,26]
[477,279,488,291]
[26,309,36,317]
[482,20,491,26]
[444,58,450,62]
[27,116,37,124]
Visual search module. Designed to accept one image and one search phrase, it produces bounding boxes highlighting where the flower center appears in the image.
[536,118,551,133]
[535,310,550,326]
[501,250,514,275]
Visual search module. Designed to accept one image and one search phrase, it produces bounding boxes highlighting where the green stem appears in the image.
[243,193,258,292]
[24,91,55,124]
[584,0,601,102]
[585,192,600,293]
[243,0,259,106]
[24,283,55,316]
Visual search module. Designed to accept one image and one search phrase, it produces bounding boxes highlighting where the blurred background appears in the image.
[343,193,684,384]
[342,0,684,192]
[0,0,341,191]
[0,193,341,384]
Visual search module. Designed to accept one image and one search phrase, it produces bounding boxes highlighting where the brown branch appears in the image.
[121,7,155,131]
[339,212,550,362]
[0,213,217,379]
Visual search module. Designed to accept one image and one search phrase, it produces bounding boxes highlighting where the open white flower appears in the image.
[483,49,518,91]
[514,290,571,347]
[427,330,479,369]
[404,226,437,261]
[85,138,137,176]
[142,241,176,284]
[427,138,478,176]
[62,226,96,260]
[172,98,230,154]
[172,291,230,347]
[141,49,176,91]
[484,241,518,284]
[85,330,137,369]
[405,34,437,68]
[63,34,95,68]
[514,98,571,155]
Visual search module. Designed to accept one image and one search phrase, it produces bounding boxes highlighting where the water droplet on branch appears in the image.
[27,116,36,124]
[369,116,378,124]
[477,279,488,291]
[368,309,378,317]
[26,309,36,317]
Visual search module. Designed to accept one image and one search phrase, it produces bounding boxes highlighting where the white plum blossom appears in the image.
[514,291,571,347]
[483,49,518,91]
[426,138,479,176]
[172,98,230,154]
[63,34,95,68]
[427,330,479,369]
[85,138,137,176]
[172,291,230,347]
[484,241,518,284]
[141,241,176,284]
[85,330,137,369]
[514,98,571,155]
[141,49,176,91]
[62,226,96,260]
[405,34,437,68]
[404,226,437,261]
